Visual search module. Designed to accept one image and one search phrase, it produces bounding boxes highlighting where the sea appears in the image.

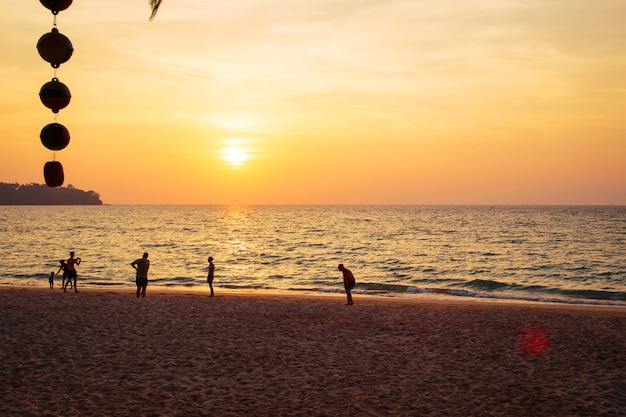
[1,205,625,306]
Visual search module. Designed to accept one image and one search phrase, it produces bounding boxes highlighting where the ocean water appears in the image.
[1,205,625,305]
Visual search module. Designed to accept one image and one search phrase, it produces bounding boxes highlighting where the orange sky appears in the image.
[1,1,625,204]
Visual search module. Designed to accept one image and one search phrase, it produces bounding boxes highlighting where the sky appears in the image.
[1,0,625,205]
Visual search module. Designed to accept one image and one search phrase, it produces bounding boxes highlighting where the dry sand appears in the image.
[1,287,625,417]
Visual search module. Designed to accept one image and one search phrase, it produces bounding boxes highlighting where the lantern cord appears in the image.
[52,152,57,162]
[53,14,57,29]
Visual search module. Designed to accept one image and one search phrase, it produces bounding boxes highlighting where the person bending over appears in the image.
[338,263,355,305]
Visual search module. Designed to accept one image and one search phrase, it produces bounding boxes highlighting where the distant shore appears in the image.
[0,182,102,205]
[1,286,625,416]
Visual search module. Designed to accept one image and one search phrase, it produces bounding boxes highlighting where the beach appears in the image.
[1,287,625,416]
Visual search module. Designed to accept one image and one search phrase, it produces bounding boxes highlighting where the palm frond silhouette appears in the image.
[149,0,162,21]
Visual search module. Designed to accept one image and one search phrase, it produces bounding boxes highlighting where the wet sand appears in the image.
[1,287,625,416]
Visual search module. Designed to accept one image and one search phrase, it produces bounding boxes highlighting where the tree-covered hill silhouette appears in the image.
[0,182,102,205]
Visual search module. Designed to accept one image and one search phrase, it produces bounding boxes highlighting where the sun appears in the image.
[222,146,251,165]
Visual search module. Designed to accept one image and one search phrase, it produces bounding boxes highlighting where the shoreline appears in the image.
[4,283,626,312]
[2,286,625,416]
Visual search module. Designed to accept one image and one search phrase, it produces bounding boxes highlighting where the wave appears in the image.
[463,278,517,291]
[153,276,196,286]
[3,275,625,307]
[11,272,626,304]
[321,279,625,306]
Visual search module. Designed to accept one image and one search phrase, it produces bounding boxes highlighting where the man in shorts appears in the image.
[65,251,81,293]
[131,252,150,298]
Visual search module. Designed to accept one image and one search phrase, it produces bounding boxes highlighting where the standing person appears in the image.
[207,256,215,297]
[338,263,356,305]
[57,260,70,290]
[48,271,54,289]
[131,252,150,299]
[65,251,81,293]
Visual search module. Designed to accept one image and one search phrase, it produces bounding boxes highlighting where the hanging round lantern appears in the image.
[39,77,71,113]
[44,160,65,187]
[37,28,73,68]
[39,0,73,14]
[40,123,70,151]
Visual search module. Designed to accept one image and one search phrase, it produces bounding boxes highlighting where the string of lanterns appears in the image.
[37,0,74,187]
[36,1,159,187]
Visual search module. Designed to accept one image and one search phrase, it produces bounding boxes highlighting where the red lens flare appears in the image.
[516,323,549,356]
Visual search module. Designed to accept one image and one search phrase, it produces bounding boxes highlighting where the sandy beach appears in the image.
[1,287,625,416]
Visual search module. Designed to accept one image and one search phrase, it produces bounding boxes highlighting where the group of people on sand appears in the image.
[50,251,357,304]
[48,252,217,300]
[48,251,81,293]
[129,253,217,299]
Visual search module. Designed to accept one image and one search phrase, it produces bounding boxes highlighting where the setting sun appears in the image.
[222,146,251,165]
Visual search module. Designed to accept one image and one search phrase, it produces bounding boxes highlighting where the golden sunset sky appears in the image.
[1,1,625,204]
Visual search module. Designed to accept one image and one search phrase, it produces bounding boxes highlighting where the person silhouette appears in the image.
[338,264,355,305]
[131,252,150,298]
[65,251,81,293]
[57,260,70,290]
[207,256,215,297]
